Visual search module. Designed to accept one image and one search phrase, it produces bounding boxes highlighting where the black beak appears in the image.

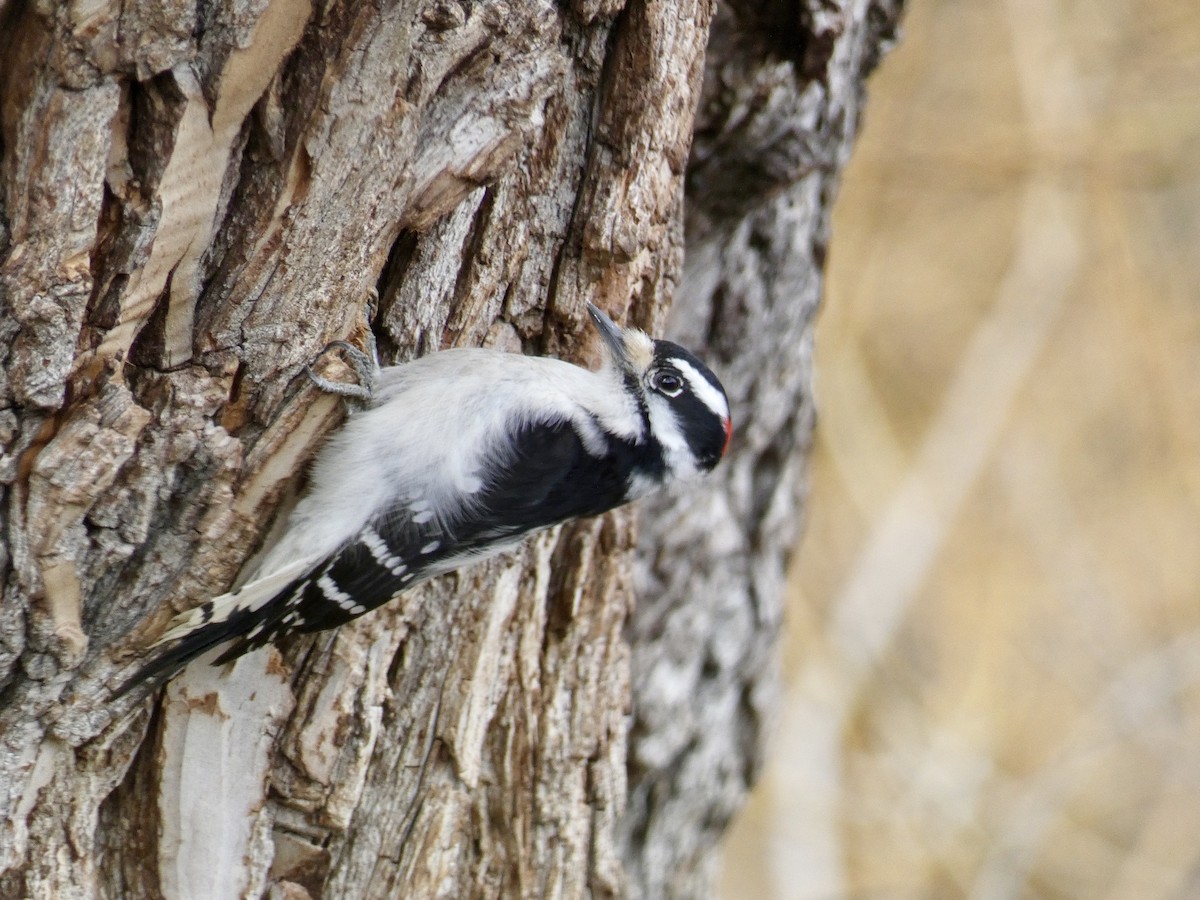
[586,303,631,369]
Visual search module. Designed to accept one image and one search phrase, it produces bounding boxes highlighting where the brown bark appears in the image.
[0,0,900,896]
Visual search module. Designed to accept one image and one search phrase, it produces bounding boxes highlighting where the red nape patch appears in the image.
[721,418,733,456]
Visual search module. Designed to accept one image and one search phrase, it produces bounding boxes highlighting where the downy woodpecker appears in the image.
[118,303,731,694]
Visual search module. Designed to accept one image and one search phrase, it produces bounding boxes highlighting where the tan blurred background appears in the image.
[721,0,1200,896]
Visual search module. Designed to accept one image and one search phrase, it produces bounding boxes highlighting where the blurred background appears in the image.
[720,0,1200,896]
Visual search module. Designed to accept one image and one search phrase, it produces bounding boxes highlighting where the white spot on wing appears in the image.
[421,540,440,555]
[360,527,408,576]
[408,499,435,524]
[318,573,361,614]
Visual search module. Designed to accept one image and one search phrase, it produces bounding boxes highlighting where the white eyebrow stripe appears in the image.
[672,359,729,421]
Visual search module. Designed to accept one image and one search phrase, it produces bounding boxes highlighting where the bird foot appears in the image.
[306,338,379,402]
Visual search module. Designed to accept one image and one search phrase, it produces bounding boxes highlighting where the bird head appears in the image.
[587,302,732,477]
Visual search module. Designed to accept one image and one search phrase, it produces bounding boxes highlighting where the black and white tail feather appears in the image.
[116,303,731,697]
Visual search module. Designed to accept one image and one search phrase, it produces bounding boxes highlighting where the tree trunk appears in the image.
[0,0,900,897]
[622,3,903,894]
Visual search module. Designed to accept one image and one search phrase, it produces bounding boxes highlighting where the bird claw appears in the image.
[306,338,379,402]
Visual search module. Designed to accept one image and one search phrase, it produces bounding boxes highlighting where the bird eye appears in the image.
[651,370,684,397]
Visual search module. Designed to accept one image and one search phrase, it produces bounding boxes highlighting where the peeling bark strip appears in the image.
[0,0,899,897]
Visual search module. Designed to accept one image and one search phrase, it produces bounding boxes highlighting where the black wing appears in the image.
[261,417,644,638]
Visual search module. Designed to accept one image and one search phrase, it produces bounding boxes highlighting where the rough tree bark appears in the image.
[0,0,899,897]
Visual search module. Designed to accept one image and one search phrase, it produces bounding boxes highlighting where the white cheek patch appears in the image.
[646,394,700,479]
[672,359,729,422]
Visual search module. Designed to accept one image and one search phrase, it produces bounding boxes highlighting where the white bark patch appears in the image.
[286,633,391,831]
[7,739,62,870]
[440,565,523,790]
[156,650,294,900]
[287,637,368,787]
